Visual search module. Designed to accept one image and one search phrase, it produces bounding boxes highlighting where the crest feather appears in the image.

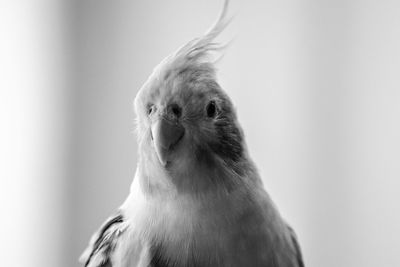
[155,0,232,76]
[180,0,232,60]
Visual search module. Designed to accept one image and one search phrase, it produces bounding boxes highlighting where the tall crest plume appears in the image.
[152,0,232,78]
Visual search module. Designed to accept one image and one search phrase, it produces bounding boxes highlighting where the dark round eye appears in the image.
[170,103,182,118]
[148,105,154,115]
[206,101,217,118]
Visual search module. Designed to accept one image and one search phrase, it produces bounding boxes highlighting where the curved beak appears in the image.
[151,117,185,166]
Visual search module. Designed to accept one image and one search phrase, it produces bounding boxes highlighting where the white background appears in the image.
[1,0,400,266]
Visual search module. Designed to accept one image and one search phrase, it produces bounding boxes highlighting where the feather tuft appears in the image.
[152,0,233,81]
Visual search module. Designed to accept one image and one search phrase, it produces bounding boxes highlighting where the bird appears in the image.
[80,0,304,266]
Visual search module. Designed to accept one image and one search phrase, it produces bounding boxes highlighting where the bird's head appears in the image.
[134,0,251,194]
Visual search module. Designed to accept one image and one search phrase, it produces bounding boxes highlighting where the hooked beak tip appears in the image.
[151,117,184,167]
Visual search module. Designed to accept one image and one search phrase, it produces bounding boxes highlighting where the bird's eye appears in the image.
[170,103,182,118]
[206,101,217,118]
[147,105,154,115]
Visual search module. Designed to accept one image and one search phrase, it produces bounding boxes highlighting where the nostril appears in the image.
[169,103,182,118]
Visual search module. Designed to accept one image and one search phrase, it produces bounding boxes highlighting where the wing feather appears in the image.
[80,212,126,267]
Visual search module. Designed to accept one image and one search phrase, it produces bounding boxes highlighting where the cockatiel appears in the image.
[80,0,304,266]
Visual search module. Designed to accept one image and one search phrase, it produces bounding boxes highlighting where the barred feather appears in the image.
[80,213,126,267]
